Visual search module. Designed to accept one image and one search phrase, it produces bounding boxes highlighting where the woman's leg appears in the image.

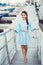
[21,45,28,63]
[21,45,26,59]
[25,46,28,59]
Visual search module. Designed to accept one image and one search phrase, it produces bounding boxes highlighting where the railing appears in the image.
[38,29,43,65]
[34,28,43,64]
[0,29,17,65]
[35,29,41,64]
[0,27,43,65]
[29,28,42,64]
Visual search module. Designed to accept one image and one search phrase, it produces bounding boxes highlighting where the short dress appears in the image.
[15,20,35,45]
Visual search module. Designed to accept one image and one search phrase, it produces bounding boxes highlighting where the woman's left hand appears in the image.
[34,28,39,30]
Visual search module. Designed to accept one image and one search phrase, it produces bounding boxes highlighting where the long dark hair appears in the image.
[21,11,29,25]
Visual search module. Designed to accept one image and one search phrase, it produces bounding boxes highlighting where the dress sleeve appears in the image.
[15,23,21,33]
[29,21,35,31]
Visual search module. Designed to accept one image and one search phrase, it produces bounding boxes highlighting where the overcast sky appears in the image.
[0,0,26,3]
[0,0,40,4]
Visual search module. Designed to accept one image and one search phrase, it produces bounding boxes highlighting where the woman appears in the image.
[10,11,39,63]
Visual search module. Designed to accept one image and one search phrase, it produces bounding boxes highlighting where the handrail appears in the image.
[0,44,6,50]
[0,27,43,64]
[0,29,17,65]
[0,29,13,36]
[0,29,16,50]
[36,28,43,64]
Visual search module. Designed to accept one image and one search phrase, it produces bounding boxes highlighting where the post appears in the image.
[5,34,10,65]
[30,0,31,5]
[14,30,17,52]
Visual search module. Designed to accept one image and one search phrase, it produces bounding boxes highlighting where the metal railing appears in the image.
[38,29,43,65]
[29,28,42,64]
[34,29,41,64]
[33,28,43,64]
[0,28,43,65]
[0,29,17,65]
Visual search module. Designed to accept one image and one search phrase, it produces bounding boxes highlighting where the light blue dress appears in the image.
[15,20,35,45]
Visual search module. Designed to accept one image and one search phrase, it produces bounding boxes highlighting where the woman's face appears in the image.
[21,13,27,20]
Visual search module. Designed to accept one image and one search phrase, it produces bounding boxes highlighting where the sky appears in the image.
[0,0,26,3]
[0,0,40,4]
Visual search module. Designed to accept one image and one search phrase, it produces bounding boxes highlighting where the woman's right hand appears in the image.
[10,28,14,30]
